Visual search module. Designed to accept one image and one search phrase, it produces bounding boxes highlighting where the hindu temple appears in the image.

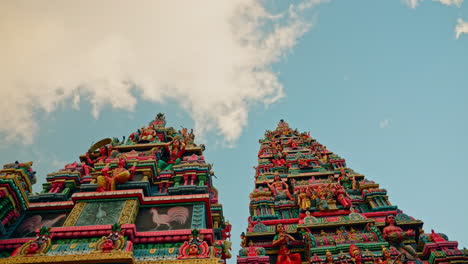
[0,113,232,264]
[237,120,468,264]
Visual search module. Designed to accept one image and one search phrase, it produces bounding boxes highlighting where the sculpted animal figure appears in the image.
[150,207,189,230]
[17,214,66,237]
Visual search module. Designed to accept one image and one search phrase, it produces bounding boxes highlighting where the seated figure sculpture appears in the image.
[266,172,294,201]
[302,210,319,224]
[111,157,137,190]
[382,215,418,260]
[97,158,136,192]
[158,138,186,171]
[332,184,352,208]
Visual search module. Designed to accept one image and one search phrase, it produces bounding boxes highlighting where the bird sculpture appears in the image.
[16,213,66,237]
[95,204,107,224]
[150,207,189,230]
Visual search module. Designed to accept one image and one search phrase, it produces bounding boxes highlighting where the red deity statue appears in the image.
[86,145,110,165]
[158,138,186,171]
[266,172,294,201]
[382,215,417,260]
[332,184,352,208]
[349,244,362,264]
[272,224,302,264]
[97,158,136,192]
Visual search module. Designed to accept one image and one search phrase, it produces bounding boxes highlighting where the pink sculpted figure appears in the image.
[273,224,302,264]
[333,184,352,208]
[86,146,108,165]
[266,172,294,201]
[382,215,417,260]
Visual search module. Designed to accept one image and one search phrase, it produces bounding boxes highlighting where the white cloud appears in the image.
[404,0,422,8]
[379,119,391,129]
[0,0,327,145]
[404,0,463,8]
[72,94,80,110]
[434,0,463,7]
[455,18,468,39]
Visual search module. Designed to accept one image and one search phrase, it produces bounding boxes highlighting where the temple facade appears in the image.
[0,113,232,264]
[237,120,468,264]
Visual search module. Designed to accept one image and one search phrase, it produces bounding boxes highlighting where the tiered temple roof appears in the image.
[0,113,232,264]
[237,120,468,264]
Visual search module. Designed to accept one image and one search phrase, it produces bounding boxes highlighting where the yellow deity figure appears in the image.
[297,187,312,210]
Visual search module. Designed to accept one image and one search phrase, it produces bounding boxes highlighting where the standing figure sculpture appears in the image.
[272,223,302,264]
[297,187,312,210]
[338,168,352,190]
[382,215,418,260]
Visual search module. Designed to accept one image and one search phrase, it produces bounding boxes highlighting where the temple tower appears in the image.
[237,120,468,264]
[0,113,231,264]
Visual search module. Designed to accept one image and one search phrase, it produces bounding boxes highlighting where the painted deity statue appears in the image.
[97,158,136,192]
[287,138,298,149]
[349,244,362,264]
[297,187,312,210]
[315,185,330,211]
[140,125,158,142]
[111,158,137,190]
[80,161,94,176]
[266,172,294,201]
[276,119,293,136]
[158,138,186,171]
[332,184,352,208]
[302,211,319,224]
[379,246,392,264]
[271,151,288,167]
[240,232,247,248]
[247,241,258,256]
[348,207,366,220]
[382,215,418,260]
[326,250,334,264]
[180,127,196,147]
[86,145,110,165]
[338,168,352,190]
[150,112,166,128]
[272,223,302,264]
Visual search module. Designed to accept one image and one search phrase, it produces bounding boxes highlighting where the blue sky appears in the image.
[1,0,467,262]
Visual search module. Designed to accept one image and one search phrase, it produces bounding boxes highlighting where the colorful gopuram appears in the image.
[0,113,232,264]
[237,120,468,264]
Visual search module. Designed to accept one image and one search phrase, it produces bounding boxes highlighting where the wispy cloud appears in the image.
[379,119,391,129]
[0,0,327,145]
[434,0,463,7]
[455,18,468,39]
[404,0,463,8]
[404,0,422,8]
[72,94,80,110]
